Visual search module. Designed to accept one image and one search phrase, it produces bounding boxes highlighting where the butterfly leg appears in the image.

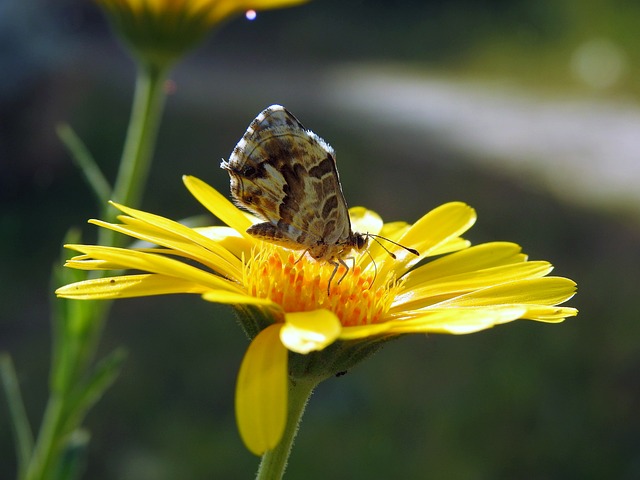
[326,257,354,295]
[294,249,309,265]
[337,256,353,286]
[327,260,342,296]
[327,259,340,296]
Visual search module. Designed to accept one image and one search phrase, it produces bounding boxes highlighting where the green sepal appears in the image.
[288,336,399,382]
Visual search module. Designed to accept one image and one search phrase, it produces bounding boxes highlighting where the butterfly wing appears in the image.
[221,105,352,249]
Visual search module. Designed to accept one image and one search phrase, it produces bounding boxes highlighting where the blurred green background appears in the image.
[2,0,640,478]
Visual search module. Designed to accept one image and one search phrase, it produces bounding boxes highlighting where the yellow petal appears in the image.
[112,201,243,266]
[183,176,255,234]
[377,202,476,279]
[378,221,410,240]
[392,261,554,312]
[428,237,472,256]
[236,324,288,455]
[338,322,396,340]
[55,274,207,299]
[521,305,578,322]
[195,226,255,258]
[64,244,243,294]
[390,306,530,334]
[349,207,383,235]
[64,256,123,271]
[399,202,476,254]
[65,247,208,271]
[436,277,577,308]
[280,310,342,354]
[402,242,528,290]
[91,216,241,281]
[340,305,529,339]
[201,290,277,307]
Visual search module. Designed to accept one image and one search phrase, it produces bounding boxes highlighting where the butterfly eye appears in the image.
[356,234,368,250]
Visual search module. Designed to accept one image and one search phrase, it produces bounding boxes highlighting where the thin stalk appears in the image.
[100,60,169,246]
[256,377,319,480]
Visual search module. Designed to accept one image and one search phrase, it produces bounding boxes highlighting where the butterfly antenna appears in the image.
[366,248,378,285]
[369,235,396,259]
[368,234,419,257]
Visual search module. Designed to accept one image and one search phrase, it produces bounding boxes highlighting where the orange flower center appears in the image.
[244,246,400,327]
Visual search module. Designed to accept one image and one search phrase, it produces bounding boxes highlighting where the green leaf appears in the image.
[0,353,34,478]
[56,123,111,206]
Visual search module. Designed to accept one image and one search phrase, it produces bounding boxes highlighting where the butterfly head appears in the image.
[353,232,368,251]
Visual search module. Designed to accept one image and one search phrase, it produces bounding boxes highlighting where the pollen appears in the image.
[244,246,401,327]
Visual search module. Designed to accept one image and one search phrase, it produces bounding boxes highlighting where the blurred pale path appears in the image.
[326,65,640,213]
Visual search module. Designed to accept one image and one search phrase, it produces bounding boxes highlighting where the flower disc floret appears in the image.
[245,246,402,327]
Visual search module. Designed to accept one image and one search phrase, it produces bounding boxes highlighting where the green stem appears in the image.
[100,60,169,246]
[22,60,171,480]
[256,377,319,480]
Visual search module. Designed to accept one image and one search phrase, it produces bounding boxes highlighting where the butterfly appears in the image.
[220,105,417,293]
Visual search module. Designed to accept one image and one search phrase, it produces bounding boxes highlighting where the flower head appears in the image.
[56,176,577,454]
[96,0,308,66]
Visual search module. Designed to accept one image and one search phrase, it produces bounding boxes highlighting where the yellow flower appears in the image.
[96,0,308,66]
[56,176,577,454]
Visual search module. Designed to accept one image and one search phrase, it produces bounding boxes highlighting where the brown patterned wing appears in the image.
[220,105,352,250]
